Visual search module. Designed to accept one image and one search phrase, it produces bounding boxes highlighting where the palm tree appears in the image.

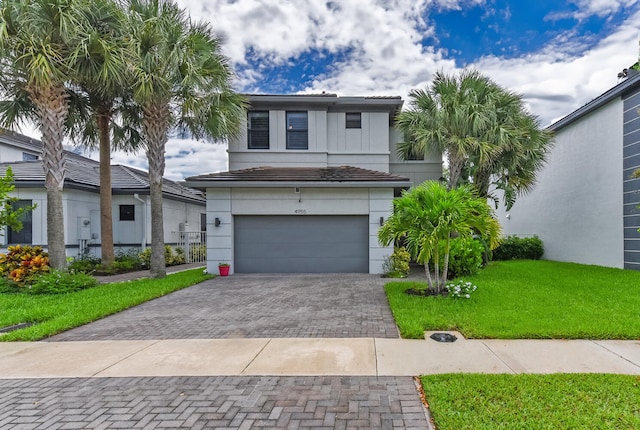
[378,181,501,293]
[0,0,92,269]
[69,0,134,267]
[396,70,553,208]
[396,70,498,190]
[125,0,246,278]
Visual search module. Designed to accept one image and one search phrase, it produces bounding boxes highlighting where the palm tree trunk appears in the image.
[433,246,441,293]
[423,262,434,290]
[97,112,115,267]
[448,154,465,190]
[31,84,68,270]
[441,235,451,287]
[143,103,169,278]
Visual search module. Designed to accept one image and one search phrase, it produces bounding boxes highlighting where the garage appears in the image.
[234,215,369,273]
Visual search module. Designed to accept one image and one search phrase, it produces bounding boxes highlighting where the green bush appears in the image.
[139,245,185,268]
[492,235,544,261]
[383,247,411,278]
[68,255,101,273]
[27,270,98,294]
[438,237,484,279]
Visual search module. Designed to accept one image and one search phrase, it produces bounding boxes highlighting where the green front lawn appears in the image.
[386,260,640,339]
[0,268,213,341]
[421,373,640,430]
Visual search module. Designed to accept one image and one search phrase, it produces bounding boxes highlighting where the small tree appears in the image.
[0,167,35,235]
[378,181,501,293]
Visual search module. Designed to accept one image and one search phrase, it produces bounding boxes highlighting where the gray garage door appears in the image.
[234,215,369,273]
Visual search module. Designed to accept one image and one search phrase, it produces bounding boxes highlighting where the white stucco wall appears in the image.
[204,187,394,274]
[495,98,624,268]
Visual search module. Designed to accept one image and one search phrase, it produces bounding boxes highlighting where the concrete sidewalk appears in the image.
[1,333,638,379]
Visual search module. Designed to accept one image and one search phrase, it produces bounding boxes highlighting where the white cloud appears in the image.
[15,1,640,180]
[572,0,639,19]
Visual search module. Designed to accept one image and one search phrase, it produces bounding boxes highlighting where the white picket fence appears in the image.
[173,231,206,263]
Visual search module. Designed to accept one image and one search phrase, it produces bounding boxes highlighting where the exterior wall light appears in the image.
[214,217,221,227]
[379,216,384,226]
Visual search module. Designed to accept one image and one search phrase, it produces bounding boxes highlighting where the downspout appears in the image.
[133,193,147,250]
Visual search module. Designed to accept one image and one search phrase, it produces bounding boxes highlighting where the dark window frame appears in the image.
[119,204,135,221]
[286,111,308,150]
[247,111,270,149]
[8,200,33,244]
[345,112,361,129]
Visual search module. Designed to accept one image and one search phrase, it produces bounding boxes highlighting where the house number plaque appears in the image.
[294,209,307,215]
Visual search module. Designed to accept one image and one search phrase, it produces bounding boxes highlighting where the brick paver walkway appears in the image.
[49,274,399,340]
[0,376,430,429]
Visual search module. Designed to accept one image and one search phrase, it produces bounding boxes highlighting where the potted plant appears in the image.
[218,262,230,276]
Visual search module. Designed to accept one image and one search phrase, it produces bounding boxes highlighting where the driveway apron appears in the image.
[48,273,400,341]
[10,274,437,429]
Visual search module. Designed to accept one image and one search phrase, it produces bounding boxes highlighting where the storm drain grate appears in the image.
[0,322,34,334]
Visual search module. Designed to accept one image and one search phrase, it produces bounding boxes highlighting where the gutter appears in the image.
[133,193,147,250]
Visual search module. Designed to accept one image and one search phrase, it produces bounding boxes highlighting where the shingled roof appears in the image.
[0,130,204,204]
[185,166,410,188]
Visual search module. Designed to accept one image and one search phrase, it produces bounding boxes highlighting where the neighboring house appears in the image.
[495,72,640,270]
[185,94,443,274]
[0,129,206,258]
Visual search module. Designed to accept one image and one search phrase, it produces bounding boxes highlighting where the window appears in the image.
[8,200,32,244]
[346,112,361,129]
[119,205,135,221]
[248,111,269,149]
[22,152,38,161]
[405,148,424,161]
[286,111,308,149]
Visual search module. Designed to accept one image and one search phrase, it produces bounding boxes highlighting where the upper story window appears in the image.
[346,112,361,129]
[8,200,32,244]
[22,152,38,161]
[286,111,308,150]
[405,148,424,161]
[248,111,269,149]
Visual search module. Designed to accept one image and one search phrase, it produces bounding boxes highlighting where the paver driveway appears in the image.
[0,376,430,429]
[49,273,400,341]
[17,274,435,429]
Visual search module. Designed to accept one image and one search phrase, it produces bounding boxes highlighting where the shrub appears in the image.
[139,245,185,268]
[383,247,411,278]
[437,237,484,279]
[0,245,49,286]
[492,236,544,261]
[68,255,101,273]
[27,270,98,294]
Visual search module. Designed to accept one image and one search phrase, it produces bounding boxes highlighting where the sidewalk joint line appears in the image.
[373,337,379,377]
[481,341,517,374]
[240,338,272,374]
[590,340,640,369]
[90,339,162,378]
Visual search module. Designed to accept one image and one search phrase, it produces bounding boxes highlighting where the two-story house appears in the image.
[0,129,206,258]
[185,94,442,274]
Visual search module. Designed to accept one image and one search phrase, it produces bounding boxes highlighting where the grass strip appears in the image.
[0,268,213,341]
[421,373,640,430]
[385,260,640,339]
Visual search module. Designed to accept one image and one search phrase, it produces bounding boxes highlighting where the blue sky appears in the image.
[22,0,640,179]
